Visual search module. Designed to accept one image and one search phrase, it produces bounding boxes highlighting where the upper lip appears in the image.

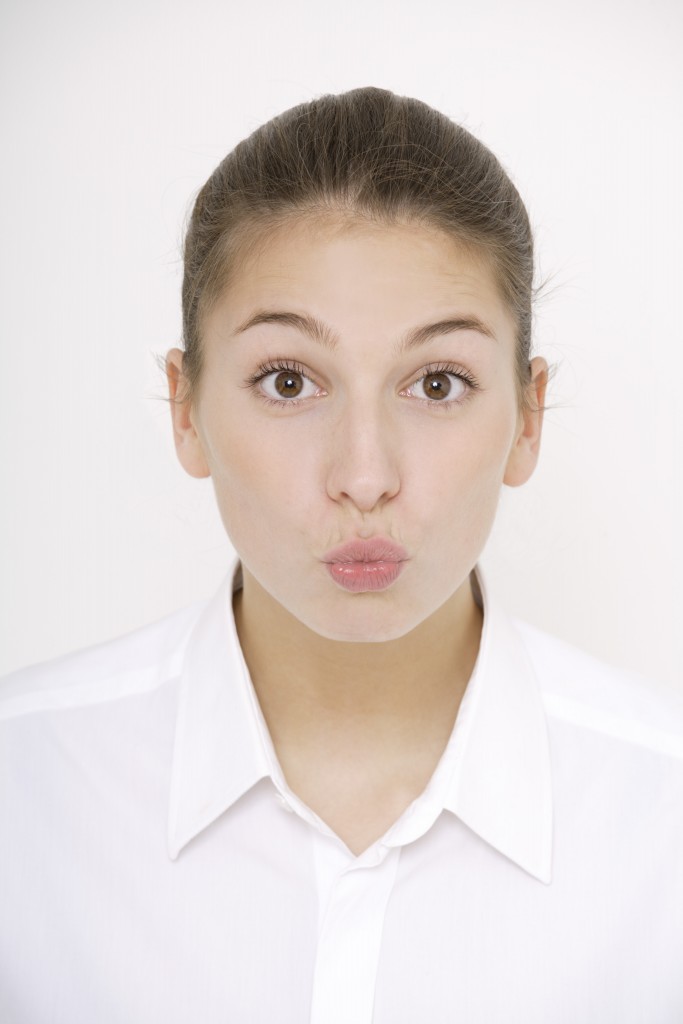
[322,538,408,563]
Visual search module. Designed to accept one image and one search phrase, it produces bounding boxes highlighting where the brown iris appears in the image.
[274,371,304,397]
[423,372,452,400]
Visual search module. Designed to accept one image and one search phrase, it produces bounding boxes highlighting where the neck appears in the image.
[233,566,483,746]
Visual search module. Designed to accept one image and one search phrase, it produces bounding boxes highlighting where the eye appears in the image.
[402,364,477,405]
[261,368,317,401]
[243,361,324,405]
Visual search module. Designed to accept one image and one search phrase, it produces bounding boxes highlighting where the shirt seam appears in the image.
[541,691,683,759]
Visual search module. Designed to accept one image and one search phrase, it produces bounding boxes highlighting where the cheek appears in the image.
[408,406,516,511]
[403,421,514,583]
[201,410,312,540]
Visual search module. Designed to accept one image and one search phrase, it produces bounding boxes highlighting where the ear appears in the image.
[165,348,211,479]
[503,357,548,487]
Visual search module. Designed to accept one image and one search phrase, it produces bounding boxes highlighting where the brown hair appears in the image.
[176,86,539,409]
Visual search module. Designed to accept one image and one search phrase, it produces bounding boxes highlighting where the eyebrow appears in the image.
[232,309,497,352]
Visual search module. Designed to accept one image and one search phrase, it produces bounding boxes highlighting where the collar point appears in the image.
[166,831,182,862]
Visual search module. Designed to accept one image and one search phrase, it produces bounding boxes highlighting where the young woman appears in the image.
[1,88,681,1023]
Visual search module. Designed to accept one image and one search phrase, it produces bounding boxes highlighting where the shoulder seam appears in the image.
[0,643,188,722]
[542,692,683,759]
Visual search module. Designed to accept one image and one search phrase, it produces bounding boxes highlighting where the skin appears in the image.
[166,214,547,854]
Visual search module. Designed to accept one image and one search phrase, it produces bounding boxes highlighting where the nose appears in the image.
[324,399,401,513]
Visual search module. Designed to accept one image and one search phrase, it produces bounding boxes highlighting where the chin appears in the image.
[313,625,415,644]
[300,604,426,645]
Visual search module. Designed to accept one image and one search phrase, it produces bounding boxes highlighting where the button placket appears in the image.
[310,845,401,1024]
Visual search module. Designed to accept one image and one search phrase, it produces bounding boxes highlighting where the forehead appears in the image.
[206,214,515,343]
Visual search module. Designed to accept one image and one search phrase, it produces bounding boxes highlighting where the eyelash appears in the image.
[241,359,480,410]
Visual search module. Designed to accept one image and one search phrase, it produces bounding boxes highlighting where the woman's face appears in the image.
[167,216,546,642]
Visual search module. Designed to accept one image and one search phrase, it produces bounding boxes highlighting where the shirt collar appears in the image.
[442,566,553,883]
[167,559,271,860]
[167,555,553,884]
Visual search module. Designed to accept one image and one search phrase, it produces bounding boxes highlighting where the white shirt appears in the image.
[1,557,682,1023]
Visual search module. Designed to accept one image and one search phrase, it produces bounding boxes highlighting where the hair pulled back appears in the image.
[180,87,536,408]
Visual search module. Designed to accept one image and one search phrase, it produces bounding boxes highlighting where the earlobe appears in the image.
[165,348,211,479]
[503,357,548,488]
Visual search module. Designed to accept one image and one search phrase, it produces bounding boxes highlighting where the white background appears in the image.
[1,0,681,695]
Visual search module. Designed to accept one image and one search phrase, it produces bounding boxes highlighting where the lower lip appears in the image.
[325,560,405,593]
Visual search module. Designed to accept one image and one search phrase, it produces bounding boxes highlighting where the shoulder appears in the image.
[0,597,208,722]
[512,617,683,759]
